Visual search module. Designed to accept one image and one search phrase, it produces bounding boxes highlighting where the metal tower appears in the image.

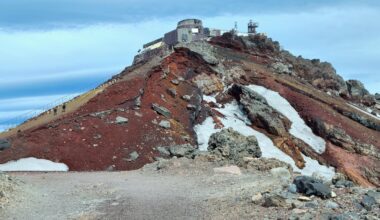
[248,20,259,34]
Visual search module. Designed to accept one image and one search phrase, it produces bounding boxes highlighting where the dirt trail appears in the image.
[1,162,278,220]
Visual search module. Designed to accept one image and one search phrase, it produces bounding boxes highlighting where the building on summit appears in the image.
[134,18,258,64]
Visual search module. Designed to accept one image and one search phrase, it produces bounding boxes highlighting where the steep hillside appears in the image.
[0,33,379,187]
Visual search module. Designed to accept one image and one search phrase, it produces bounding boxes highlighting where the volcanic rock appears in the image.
[152,103,171,118]
[208,128,261,164]
[115,116,128,124]
[0,139,11,151]
[346,80,370,98]
[293,176,332,199]
[262,194,287,208]
[158,120,171,129]
[229,84,291,136]
[168,144,196,158]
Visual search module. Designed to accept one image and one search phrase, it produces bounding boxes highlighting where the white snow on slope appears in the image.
[348,103,380,121]
[0,157,69,171]
[247,85,326,154]
[194,97,335,180]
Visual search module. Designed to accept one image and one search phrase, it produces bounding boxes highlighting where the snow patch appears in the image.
[202,95,217,104]
[348,103,380,121]
[246,85,326,154]
[194,100,335,180]
[0,157,69,171]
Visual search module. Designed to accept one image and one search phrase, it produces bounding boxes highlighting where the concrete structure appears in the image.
[164,19,207,46]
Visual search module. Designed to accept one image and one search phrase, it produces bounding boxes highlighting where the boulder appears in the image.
[293,176,332,199]
[0,139,11,151]
[361,195,376,211]
[125,151,139,162]
[167,88,177,98]
[325,201,339,209]
[158,120,171,129]
[152,103,171,118]
[208,128,262,164]
[346,80,369,98]
[262,194,287,207]
[246,157,293,172]
[192,73,224,95]
[229,84,291,136]
[168,144,196,158]
[115,116,128,124]
[270,62,293,75]
[176,41,219,65]
[156,147,171,157]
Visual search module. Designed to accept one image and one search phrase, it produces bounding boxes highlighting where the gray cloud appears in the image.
[1,0,379,29]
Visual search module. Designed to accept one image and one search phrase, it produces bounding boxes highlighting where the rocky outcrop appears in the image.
[245,158,293,172]
[346,80,376,106]
[0,139,11,151]
[229,84,291,136]
[208,128,261,164]
[310,119,380,159]
[346,80,369,98]
[192,73,224,95]
[280,54,349,97]
[176,41,219,65]
[270,62,293,75]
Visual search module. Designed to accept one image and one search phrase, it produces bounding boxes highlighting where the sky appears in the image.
[0,0,379,131]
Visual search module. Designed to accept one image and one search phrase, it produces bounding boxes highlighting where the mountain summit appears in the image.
[0,19,379,187]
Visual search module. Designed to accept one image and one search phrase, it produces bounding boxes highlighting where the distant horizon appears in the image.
[0,0,379,131]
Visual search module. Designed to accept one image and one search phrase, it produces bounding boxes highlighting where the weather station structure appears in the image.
[134,18,259,64]
[248,20,259,34]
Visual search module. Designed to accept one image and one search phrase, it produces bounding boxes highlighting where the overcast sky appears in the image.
[0,0,379,131]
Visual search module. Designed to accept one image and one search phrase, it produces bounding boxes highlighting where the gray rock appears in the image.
[325,201,339,209]
[366,190,380,204]
[176,41,219,65]
[115,116,129,124]
[305,200,319,208]
[90,110,113,119]
[0,139,11,151]
[182,95,191,101]
[208,128,262,164]
[186,104,197,111]
[135,96,141,107]
[168,144,196,157]
[346,80,369,98]
[171,79,180,85]
[158,120,171,129]
[270,167,291,181]
[152,103,171,118]
[335,180,354,188]
[125,151,139,162]
[229,84,290,136]
[167,88,177,97]
[157,147,170,157]
[246,157,293,172]
[293,176,332,199]
[361,195,376,211]
[270,62,293,75]
[328,213,360,220]
[262,194,287,207]
[288,184,298,194]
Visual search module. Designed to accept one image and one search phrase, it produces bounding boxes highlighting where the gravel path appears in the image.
[0,162,278,220]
